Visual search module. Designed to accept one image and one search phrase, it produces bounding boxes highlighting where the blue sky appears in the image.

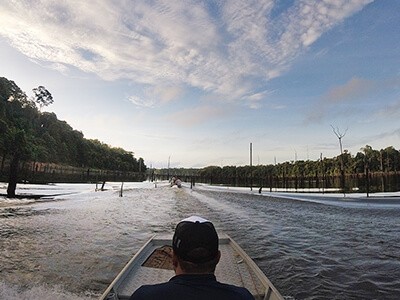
[1,0,399,168]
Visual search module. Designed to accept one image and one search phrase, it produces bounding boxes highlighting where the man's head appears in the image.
[172,216,220,274]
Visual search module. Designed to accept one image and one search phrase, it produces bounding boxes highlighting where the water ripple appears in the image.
[1,184,400,299]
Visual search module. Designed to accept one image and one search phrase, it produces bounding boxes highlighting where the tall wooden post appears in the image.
[167,155,170,180]
[250,143,253,191]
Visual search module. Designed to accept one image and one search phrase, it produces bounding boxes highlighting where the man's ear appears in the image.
[172,251,179,269]
[172,251,185,275]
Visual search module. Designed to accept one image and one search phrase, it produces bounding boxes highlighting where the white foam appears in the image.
[0,281,95,300]
[195,183,400,209]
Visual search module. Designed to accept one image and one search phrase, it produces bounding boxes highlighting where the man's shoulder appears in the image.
[215,281,255,299]
[130,277,255,300]
[129,282,173,300]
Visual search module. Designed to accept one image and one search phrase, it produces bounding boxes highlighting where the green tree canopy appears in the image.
[0,77,147,196]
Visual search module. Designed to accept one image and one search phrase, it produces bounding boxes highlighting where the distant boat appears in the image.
[170,177,182,188]
[175,178,182,188]
[100,234,283,300]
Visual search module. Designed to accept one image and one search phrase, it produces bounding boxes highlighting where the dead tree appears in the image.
[331,125,348,195]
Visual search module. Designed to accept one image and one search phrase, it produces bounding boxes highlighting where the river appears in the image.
[1,182,400,299]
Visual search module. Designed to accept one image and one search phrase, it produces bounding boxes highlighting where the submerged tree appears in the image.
[0,77,32,197]
[331,125,348,194]
[6,129,29,197]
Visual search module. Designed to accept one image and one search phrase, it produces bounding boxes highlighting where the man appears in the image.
[130,216,255,300]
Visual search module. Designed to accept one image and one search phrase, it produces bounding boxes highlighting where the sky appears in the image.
[0,0,399,168]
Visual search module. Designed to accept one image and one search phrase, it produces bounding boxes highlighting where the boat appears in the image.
[175,178,182,188]
[170,177,182,188]
[100,234,283,300]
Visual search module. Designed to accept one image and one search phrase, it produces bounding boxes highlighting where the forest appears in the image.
[157,145,400,193]
[0,77,147,196]
[197,145,400,178]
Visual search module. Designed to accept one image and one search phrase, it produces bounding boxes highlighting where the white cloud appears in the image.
[128,95,154,108]
[148,85,184,105]
[0,0,373,107]
[128,85,184,108]
[166,105,231,127]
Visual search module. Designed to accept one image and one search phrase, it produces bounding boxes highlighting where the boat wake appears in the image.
[0,281,95,300]
[195,183,400,209]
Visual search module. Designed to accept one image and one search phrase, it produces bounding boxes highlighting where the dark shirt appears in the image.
[129,273,255,300]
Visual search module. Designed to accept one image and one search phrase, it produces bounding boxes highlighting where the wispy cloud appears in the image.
[128,95,154,108]
[323,77,376,103]
[128,85,184,108]
[375,100,400,118]
[354,127,400,148]
[0,0,373,108]
[305,76,400,123]
[166,105,231,127]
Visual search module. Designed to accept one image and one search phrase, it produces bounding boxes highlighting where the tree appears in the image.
[382,146,399,172]
[0,79,47,196]
[361,145,380,171]
[1,77,148,189]
[331,125,348,194]
[0,77,27,103]
[6,129,29,197]
[0,119,10,174]
[33,86,53,110]
[0,78,30,196]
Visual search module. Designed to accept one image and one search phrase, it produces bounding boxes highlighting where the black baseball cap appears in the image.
[172,216,219,264]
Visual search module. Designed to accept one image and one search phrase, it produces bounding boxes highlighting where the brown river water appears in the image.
[1,182,400,299]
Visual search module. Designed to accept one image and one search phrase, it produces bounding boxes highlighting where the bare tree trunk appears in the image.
[0,152,7,173]
[365,163,370,197]
[119,182,124,197]
[331,125,348,196]
[380,152,385,192]
[7,154,20,198]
